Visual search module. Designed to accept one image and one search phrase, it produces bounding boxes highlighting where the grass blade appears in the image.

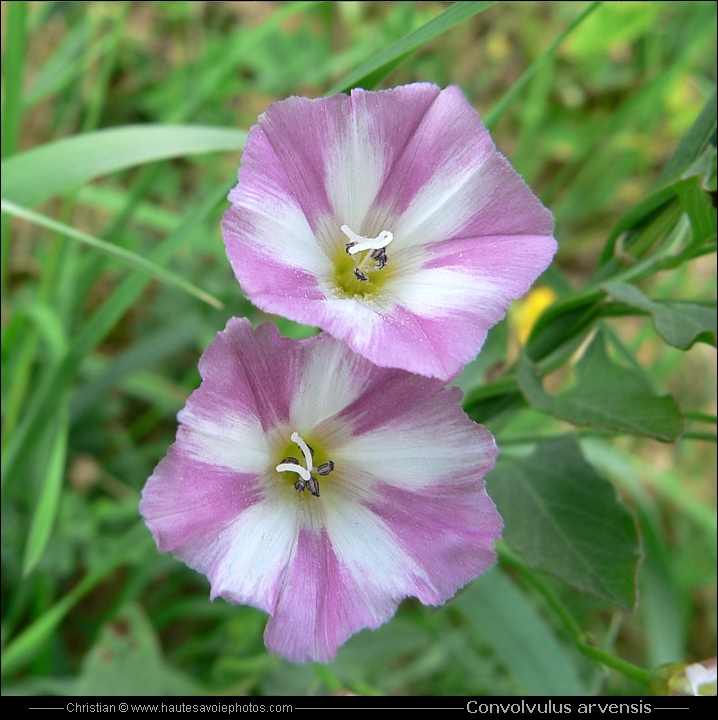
[1,181,232,491]
[0,124,247,207]
[1,199,223,309]
[21,407,69,577]
[327,1,496,95]
[484,2,602,128]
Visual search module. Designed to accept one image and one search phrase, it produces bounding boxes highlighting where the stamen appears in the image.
[341,225,394,255]
[276,460,311,482]
[306,476,320,497]
[290,431,314,472]
[276,431,333,498]
[354,268,369,282]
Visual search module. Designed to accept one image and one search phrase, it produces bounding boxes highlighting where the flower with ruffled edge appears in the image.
[140,318,501,663]
[222,83,557,381]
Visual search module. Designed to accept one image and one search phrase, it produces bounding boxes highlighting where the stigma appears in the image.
[275,431,334,498]
[341,225,393,281]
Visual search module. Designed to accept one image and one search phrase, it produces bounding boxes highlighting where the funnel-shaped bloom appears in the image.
[140,318,501,663]
[222,83,556,380]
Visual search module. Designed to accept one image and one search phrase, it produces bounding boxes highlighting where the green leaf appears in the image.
[453,569,585,695]
[484,2,601,128]
[603,281,717,350]
[487,437,641,610]
[1,199,223,309]
[525,291,604,365]
[658,89,717,186]
[597,90,716,271]
[674,145,718,245]
[22,407,69,576]
[462,377,526,424]
[518,328,684,441]
[0,124,247,206]
[1,181,231,492]
[76,604,200,696]
[0,523,150,677]
[327,2,496,95]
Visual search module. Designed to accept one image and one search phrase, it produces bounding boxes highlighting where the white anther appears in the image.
[341,225,394,255]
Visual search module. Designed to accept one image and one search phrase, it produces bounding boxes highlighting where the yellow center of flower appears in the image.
[332,224,395,299]
[275,431,334,498]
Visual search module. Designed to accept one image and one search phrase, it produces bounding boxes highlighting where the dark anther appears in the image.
[316,461,334,476]
[281,457,300,466]
[354,268,369,282]
[306,476,321,497]
[294,479,306,492]
[370,248,387,269]
[345,242,356,254]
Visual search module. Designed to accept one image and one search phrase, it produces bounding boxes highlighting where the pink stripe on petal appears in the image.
[228,244,328,311]
[205,319,297,431]
[339,388,497,489]
[140,448,263,556]
[337,369,456,437]
[237,113,332,231]
[366,481,502,604]
[424,234,558,276]
[264,527,396,663]
[373,86,497,224]
[393,145,555,250]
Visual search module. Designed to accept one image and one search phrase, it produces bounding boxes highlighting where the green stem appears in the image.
[682,430,717,442]
[499,550,655,688]
[684,412,717,424]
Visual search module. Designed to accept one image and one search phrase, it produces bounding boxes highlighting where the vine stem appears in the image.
[499,550,655,688]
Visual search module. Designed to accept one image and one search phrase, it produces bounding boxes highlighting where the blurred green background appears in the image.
[1,1,715,696]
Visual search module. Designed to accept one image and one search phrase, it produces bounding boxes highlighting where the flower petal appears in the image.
[338,385,496,488]
[263,526,399,663]
[223,84,556,380]
[142,319,502,663]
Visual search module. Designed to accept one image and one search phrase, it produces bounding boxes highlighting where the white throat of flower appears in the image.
[275,431,334,498]
[341,224,394,282]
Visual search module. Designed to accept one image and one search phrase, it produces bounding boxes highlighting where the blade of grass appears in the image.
[169,1,320,122]
[1,1,28,159]
[1,180,233,491]
[327,1,497,95]
[483,2,602,129]
[1,199,223,309]
[1,0,29,299]
[0,124,247,207]
[1,523,149,677]
[22,406,69,577]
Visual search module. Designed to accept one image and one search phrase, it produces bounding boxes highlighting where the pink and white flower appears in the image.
[222,83,556,381]
[140,318,501,663]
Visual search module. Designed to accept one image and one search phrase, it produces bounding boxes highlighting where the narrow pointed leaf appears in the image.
[328,2,496,94]
[0,124,247,206]
[1,199,222,309]
[22,408,69,576]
